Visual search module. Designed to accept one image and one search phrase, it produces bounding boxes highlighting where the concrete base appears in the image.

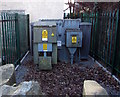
[39,57,52,70]
[83,80,109,97]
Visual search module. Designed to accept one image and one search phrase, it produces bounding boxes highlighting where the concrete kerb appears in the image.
[15,51,29,71]
[89,55,120,84]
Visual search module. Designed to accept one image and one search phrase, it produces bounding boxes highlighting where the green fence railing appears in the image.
[89,10,120,76]
[0,13,29,66]
[64,8,120,76]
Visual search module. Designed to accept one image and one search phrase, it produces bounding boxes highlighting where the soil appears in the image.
[16,53,120,97]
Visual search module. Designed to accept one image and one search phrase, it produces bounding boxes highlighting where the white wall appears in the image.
[0,0,65,22]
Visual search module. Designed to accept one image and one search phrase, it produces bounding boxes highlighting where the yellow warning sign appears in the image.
[42,30,48,41]
[43,43,47,51]
[72,36,77,43]
[51,33,54,37]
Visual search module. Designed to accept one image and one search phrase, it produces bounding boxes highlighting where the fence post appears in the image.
[0,15,2,65]
[64,13,66,19]
[27,14,30,50]
[1,15,5,65]
[81,13,83,22]
[112,5,120,75]
[91,12,95,57]
[15,13,20,65]
[94,10,100,59]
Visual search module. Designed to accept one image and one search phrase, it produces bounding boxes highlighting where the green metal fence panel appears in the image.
[112,9,120,75]
[15,13,20,63]
[18,14,28,59]
[104,12,109,63]
[0,13,29,66]
[80,10,120,76]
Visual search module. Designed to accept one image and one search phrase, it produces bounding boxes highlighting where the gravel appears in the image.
[17,54,120,96]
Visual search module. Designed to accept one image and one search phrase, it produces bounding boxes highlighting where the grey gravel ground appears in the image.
[15,65,28,85]
[15,53,120,96]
